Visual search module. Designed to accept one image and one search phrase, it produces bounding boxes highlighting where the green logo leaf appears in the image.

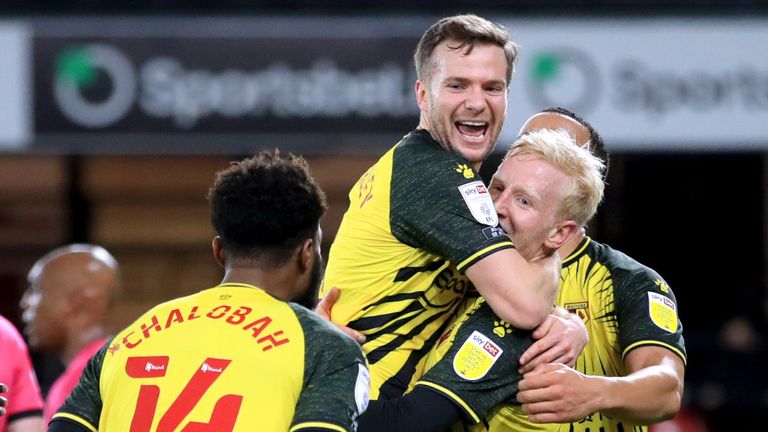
[532,53,560,83]
[56,48,95,87]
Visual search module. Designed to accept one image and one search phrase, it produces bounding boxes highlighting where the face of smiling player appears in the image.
[416,40,508,168]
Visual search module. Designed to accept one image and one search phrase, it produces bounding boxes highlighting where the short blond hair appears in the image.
[504,129,605,226]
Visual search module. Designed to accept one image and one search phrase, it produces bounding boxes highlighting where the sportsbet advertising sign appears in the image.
[1,17,767,152]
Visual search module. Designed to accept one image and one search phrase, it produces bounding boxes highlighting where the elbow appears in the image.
[651,377,684,423]
[496,300,550,330]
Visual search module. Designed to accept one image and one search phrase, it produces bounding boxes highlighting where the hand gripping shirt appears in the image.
[322,130,514,400]
[50,284,370,432]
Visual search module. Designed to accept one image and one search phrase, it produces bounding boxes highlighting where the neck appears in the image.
[63,325,107,365]
[220,263,300,302]
[559,229,587,260]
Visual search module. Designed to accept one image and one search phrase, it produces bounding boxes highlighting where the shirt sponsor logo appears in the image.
[458,181,498,226]
[648,292,678,332]
[200,362,223,373]
[126,356,169,378]
[453,330,503,381]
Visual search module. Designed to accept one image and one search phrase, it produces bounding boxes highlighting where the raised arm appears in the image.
[465,249,561,330]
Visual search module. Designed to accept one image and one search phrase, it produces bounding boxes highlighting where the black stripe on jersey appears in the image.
[366,300,457,366]
[394,260,446,282]
[350,301,423,332]
[376,305,458,399]
[361,292,423,310]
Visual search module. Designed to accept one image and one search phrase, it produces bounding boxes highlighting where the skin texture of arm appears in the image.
[465,249,561,330]
[517,346,685,424]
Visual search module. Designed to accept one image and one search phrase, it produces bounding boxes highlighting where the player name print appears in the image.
[117,304,290,352]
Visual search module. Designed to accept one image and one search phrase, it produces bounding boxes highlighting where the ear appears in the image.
[297,237,315,273]
[415,80,430,112]
[212,236,226,268]
[544,220,579,250]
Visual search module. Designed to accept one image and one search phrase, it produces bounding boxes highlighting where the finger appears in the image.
[315,286,341,318]
[519,337,557,371]
[531,316,554,339]
[339,325,366,344]
[517,387,554,405]
[527,411,565,423]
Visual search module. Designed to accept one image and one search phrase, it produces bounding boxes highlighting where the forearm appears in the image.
[467,250,560,329]
[596,364,683,423]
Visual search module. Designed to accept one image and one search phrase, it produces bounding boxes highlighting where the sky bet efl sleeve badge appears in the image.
[648,292,678,332]
[453,330,503,381]
[458,181,498,226]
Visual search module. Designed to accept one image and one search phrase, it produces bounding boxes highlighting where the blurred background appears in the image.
[0,1,766,431]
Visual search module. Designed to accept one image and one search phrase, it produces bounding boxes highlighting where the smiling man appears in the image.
[321,14,562,401]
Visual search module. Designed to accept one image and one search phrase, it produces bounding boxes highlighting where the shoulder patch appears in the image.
[648,292,678,332]
[452,330,503,381]
[354,363,370,415]
[458,181,498,226]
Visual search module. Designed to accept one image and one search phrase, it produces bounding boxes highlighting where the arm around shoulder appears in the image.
[465,248,560,329]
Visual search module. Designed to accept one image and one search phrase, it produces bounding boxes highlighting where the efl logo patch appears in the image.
[453,330,503,381]
[648,292,678,332]
[458,181,498,226]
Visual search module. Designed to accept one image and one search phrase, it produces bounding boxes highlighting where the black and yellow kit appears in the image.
[418,237,686,431]
[322,129,514,400]
[49,284,369,432]
[415,296,534,425]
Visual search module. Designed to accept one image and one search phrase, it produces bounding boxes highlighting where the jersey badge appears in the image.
[648,292,678,332]
[564,301,590,324]
[458,181,498,226]
[354,363,371,415]
[454,163,475,179]
[453,330,503,381]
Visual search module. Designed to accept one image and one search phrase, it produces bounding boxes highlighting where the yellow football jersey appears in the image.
[52,283,369,432]
[322,130,514,400]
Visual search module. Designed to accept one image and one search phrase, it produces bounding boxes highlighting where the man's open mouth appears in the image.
[455,121,488,142]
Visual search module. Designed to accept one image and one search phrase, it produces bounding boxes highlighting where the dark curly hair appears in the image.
[543,106,610,179]
[208,149,327,266]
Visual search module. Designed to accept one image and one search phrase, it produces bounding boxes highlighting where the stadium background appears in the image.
[0,1,765,430]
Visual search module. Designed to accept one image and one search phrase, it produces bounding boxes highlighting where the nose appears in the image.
[464,86,486,113]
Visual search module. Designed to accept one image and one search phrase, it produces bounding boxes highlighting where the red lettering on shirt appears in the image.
[141,315,162,339]
[165,309,184,329]
[226,306,252,325]
[207,305,230,319]
[257,331,290,352]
